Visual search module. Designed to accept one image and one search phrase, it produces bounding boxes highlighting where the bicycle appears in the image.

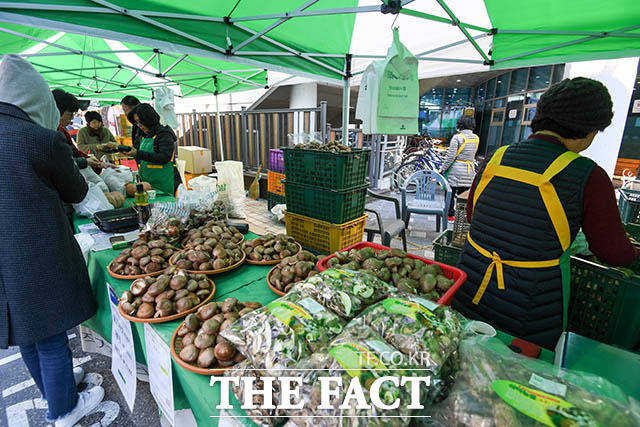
[392,140,445,192]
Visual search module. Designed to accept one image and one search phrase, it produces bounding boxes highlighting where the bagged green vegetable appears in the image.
[220,291,345,374]
[285,323,431,427]
[224,359,286,427]
[426,336,640,426]
[354,293,462,402]
[293,269,395,319]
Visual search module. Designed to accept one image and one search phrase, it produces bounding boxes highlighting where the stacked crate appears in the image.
[267,149,286,210]
[281,147,371,253]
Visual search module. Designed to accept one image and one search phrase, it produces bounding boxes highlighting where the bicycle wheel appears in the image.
[392,160,424,193]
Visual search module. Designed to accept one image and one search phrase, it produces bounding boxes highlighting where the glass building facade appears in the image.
[419,64,566,157]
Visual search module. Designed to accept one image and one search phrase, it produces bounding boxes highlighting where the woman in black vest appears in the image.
[453,77,637,349]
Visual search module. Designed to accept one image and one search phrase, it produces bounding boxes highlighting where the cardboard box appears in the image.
[178,146,212,174]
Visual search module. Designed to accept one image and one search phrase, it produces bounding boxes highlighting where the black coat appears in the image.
[0,102,96,348]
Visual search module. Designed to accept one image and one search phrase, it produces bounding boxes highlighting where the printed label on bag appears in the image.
[329,342,387,378]
[267,300,311,327]
[297,297,325,315]
[529,373,567,397]
[365,339,401,365]
[381,298,435,320]
[492,380,597,427]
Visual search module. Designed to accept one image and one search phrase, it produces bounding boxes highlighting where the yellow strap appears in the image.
[472,145,508,209]
[455,160,475,174]
[472,147,579,251]
[467,234,560,304]
[145,164,164,169]
[455,134,479,157]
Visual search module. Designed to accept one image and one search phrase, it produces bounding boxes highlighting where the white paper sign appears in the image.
[508,109,518,119]
[529,373,567,397]
[108,284,137,412]
[144,323,175,425]
[633,99,640,114]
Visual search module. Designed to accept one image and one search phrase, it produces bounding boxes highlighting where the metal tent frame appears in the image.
[1,0,639,136]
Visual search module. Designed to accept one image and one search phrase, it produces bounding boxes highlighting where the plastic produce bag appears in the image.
[72,182,113,218]
[225,360,286,427]
[80,166,109,192]
[144,202,190,245]
[292,269,395,319]
[354,293,462,402]
[285,323,430,427]
[220,291,345,375]
[427,336,640,427]
[100,166,133,193]
[215,160,246,218]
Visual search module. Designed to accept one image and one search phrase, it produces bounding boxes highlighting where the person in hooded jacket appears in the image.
[0,55,104,427]
[126,103,182,195]
[453,77,638,350]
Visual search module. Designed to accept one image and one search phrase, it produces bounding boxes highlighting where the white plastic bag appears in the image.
[154,85,179,129]
[270,203,286,222]
[215,161,246,218]
[356,28,418,135]
[80,166,109,192]
[73,182,113,218]
[100,166,133,193]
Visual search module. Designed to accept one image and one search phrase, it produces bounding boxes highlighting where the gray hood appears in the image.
[0,54,59,130]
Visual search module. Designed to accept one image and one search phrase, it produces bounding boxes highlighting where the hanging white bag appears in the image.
[214,160,246,219]
[355,28,418,135]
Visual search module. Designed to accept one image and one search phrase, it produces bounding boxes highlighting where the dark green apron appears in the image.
[138,136,174,195]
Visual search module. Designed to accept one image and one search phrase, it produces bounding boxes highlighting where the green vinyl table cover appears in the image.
[73,199,619,425]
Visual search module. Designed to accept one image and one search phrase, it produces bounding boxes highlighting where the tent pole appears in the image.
[215,93,225,161]
[341,53,352,145]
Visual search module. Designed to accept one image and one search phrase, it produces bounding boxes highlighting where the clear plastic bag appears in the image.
[285,323,430,427]
[220,291,345,375]
[292,269,396,319]
[427,336,640,427]
[72,182,113,218]
[144,202,190,244]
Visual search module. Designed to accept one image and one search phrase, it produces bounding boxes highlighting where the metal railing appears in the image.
[176,101,327,169]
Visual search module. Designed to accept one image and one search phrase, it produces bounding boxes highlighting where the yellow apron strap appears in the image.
[468,234,560,304]
[456,134,479,157]
[539,152,580,251]
[472,145,509,209]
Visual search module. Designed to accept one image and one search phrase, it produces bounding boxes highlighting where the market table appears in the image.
[72,203,630,425]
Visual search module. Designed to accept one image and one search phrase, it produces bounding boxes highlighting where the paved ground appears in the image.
[0,327,161,427]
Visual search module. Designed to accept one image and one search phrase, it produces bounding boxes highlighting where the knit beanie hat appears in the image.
[531,77,613,139]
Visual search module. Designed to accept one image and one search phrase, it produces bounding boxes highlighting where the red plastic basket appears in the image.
[315,241,467,306]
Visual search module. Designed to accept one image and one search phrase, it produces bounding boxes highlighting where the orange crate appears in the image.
[284,210,367,254]
[268,171,285,196]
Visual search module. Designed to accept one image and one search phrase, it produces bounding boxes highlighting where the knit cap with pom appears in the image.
[531,77,613,139]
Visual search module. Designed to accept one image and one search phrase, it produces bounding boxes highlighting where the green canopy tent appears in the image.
[0,0,638,137]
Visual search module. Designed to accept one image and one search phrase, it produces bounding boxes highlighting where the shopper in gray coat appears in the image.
[0,55,104,427]
[440,116,479,219]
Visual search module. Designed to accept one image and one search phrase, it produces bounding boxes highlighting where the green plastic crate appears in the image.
[624,222,640,241]
[568,256,640,351]
[433,230,463,266]
[281,147,371,190]
[618,188,640,223]
[267,192,286,211]
[283,180,368,224]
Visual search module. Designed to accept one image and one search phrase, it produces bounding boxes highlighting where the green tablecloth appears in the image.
[72,201,613,425]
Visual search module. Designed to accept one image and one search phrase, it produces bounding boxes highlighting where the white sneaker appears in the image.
[54,386,105,427]
[73,367,85,386]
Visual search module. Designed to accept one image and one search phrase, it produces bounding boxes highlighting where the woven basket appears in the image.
[452,190,470,247]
